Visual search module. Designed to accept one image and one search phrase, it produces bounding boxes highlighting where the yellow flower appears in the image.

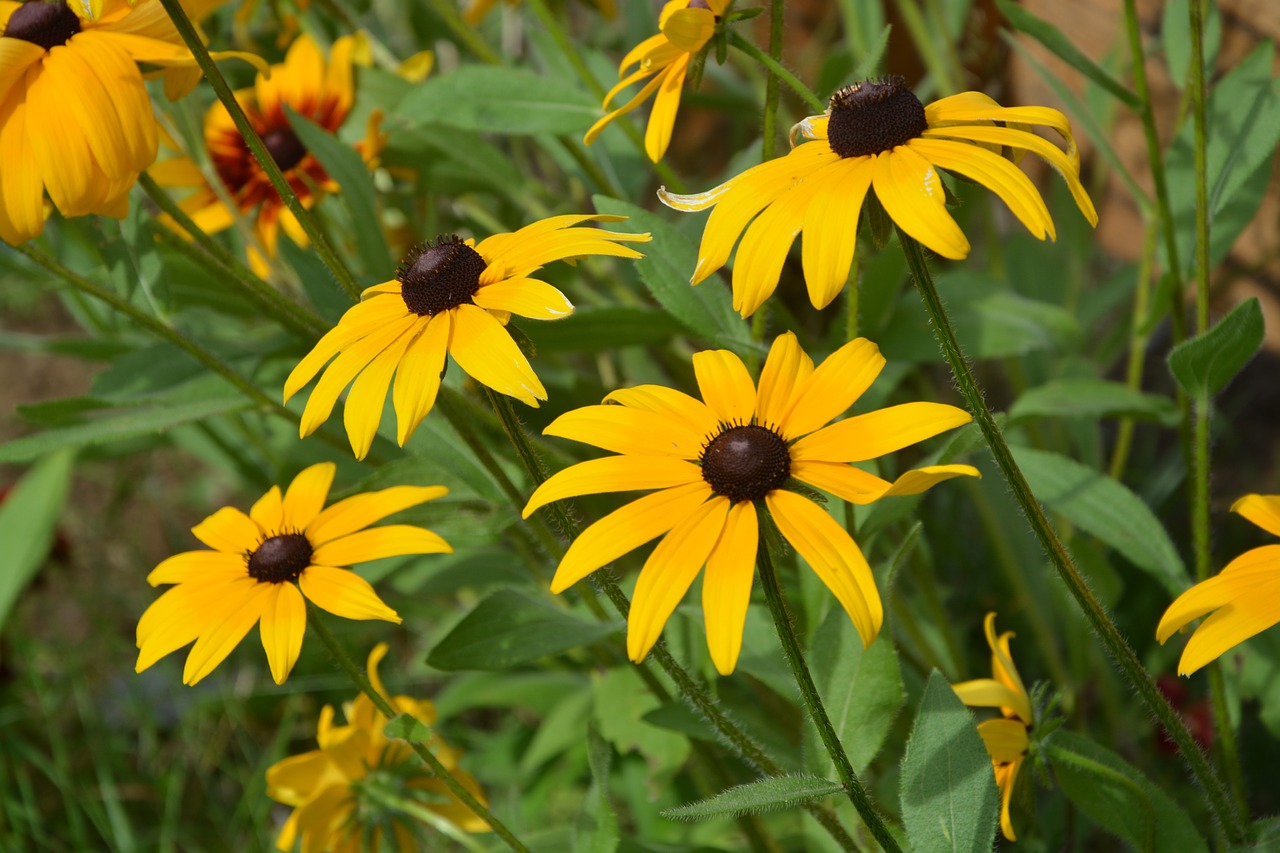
[463,0,616,26]
[266,643,488,852]
[284,214,651,460]
[135,463,451,686]
[149,32,381,272]
[659,77,1100,317]
[953,612,1033,842]
[583,0,729,162]
[524,332,977,675]
[0,0,255,244]
[1158,494,1280,675]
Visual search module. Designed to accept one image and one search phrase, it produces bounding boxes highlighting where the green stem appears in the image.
[761,0,785,161]
[728,32,824,113]
[757,540,901,853]
[304,603,531,853]
[1109,224,1157,481]
[138,173,329,340]
[896,227,1245,843]
[156,0,361,301]
[483,389,859,852]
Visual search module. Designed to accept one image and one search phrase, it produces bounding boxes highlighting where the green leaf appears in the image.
[1233,817,1280,852]
[591,195,753,350]
[660,775,844,821]
[1167,298,1264,402]
[383,713,433,743]
[899,671,999,853]
[397,66,598,135]
[593,666,690,776]
[1008,379,1179,426]
[996,0,1140,108]
[0,397,251,464]
[1162,0,1222,89]
[807,610,904,775]
[574,725,619,853]
[286,106,391,282]
[0,451,74,631]
[522,306,683,352]
[427,589,620,671]
[1012,446,1188,594]
[1047,731,1209,853]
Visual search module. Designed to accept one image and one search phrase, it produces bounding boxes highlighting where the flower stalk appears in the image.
[727,31,824,113]
[156,0,362,300]
[757,534,902,853]
[896,225,1246,844]
[760,0,785,161]
[304,602,532,853]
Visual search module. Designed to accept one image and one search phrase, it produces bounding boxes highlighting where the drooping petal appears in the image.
[181,581,272,685]
[661,7,716,51]
[702,501,759,675]
[789,460,894,505]
[192,506,264,554]
[448,303,546,406]
[693,348,757,426]
[1232,494,1280,538]
[872,146,970,260]
[1177,584,1280,675]
[879,465,981,497]
[997,757,1024,841]
[628,496,729,664]
[644,55,688,162]
[281,463,337,532]
[472,278,574,319]
[543,405,707,458]
[984,613,1029,714]
[550,481,714,593]
[0,77,46,245]
[523,456,703,518]
[298,565,402,623]
[343,317,424,460]
[298,313,418,438]
[908,137,1054,240]
[791,402,973,463]
[311,525,452,566]
[766,490,882,646]
[603,385,718,439]
[953,679,1030,720]
[801,156,874,309]
[1155,546,1280,643]
[283,294,407,403]
[259,583,307,685]
[57,32,156,176]
[755,331,814,430]
[392,311,451,446]
[265,750,332,807]
[584,70,666,147]
[307,486,449,546]
[778,337,884,439]
[977,718,1029,764]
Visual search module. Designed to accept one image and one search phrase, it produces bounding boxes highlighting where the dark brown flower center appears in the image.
[246,533,313,584]
[262,126,307,172]
[826,76,927,159]
[5,1,81,50]
[397,235,487,316]
[701,425,791,503]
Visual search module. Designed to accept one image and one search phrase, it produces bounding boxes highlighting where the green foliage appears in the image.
[1168,297,1265,402]
[661,776,844,821]
[0,451,73,631]
[397,66,598,135]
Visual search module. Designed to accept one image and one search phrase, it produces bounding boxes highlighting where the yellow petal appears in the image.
[778,337,883,439]
[192,506,264,554]
[693,348,757,426]
[789,460,893,505]
[307,485,449,547]
[983,613,1029,714]
[603,385,719,439]
[702,501,759,675]
[25,61,103,218]
[584,69,666,147]
[523,456,703,518]
[298,565,402,623]
[952,679,1029,718]
[1178,586,1280,675]
[908,137,1054,241]
[791,402,973,463]
[1156,546,1280,643]
[392,311,451,446]
[801,157,874,309]
[997,757,1023,841]
[283,295,407,402]
[259,583,307,685]
[550,481,713,593]
[765,489,882,646]
[0,76,46,245]
[1232,494,1280,538]
[311,525,452,566]
[281,463,337,532]
[146,157,205,188]
[298,314,418,439]
[474,213,639,268]
[0,39,43,105]
[473,278,574,319]
[344,317,423,460]
[872,147,970,260]
[880,465,980,497]
[977,718,1029,764]
[182,581,271,685]
[249,485,284,532]
[147,550,246,586]
[59,32,156,176]
[544,404,706,458]
[449,303,546,406]
[755,331,814,430]
[661,7,716,51]
[628,496,729,663]
[265,750,331,806]
[644,55,688,162]
[136,579,235,672]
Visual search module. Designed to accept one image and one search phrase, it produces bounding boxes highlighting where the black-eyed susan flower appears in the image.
[954,612,1033,842]
[150,32,381,272]
[659,76,1100,317]
[0,0,257,244]
[463,0,616,25]
[135,463,450,686]
[285,214,651,460]
[583,0,728,162]
[523,332,977,675]
[1158,494,1280,676]
[266,643,487,851]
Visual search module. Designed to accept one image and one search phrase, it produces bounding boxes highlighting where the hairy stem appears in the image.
[728,31,824,113]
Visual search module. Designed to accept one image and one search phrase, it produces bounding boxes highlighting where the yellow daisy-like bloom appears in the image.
[583,0,729,163]
[1158,494,1280,675]
[135,463,451,686]
[659,76,1100,318]
[523,332,978,675]
[150,32,382,270]
[0,0,255,244]
[267,643,488,852]
[953,612,1033,842]
[284,214,651,460]
[463,0,616,26]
